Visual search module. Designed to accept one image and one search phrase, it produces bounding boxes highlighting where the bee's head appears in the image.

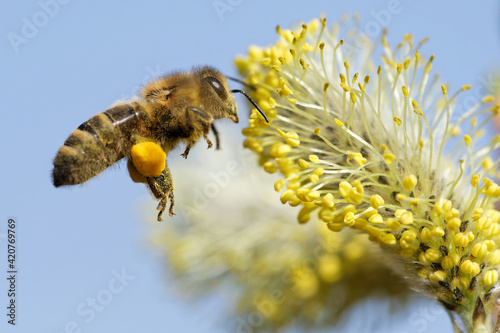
[196,66,239,123]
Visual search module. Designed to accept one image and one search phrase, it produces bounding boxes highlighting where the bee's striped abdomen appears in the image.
[52,103,143,187]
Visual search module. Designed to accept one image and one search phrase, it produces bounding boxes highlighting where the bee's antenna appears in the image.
[226,76,256,91]
[231,89,269,123]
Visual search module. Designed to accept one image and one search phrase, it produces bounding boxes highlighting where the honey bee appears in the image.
[52,66,268,221]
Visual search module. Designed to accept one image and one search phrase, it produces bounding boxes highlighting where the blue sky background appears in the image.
[1,0,500,332]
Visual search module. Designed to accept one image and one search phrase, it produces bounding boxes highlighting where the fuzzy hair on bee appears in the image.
[52,66,268,221]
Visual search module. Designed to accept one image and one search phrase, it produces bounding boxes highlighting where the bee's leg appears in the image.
[146,165,174,221]
[181,144,192,159]
[185,106,214,150]
[211,124,221,150]
[203,129,213,150]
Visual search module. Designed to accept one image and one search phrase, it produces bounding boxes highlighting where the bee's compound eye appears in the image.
[205,76,228,100]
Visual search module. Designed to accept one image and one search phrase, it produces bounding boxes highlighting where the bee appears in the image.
[52,66,268,221]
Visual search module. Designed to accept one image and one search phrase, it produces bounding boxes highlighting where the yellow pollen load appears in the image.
[130,142,166,177]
